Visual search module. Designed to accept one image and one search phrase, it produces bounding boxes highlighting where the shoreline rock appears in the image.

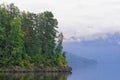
[0,67,72,73]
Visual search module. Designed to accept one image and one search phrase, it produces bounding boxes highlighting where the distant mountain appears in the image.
[66,53,97,68]
[63,33,120,68]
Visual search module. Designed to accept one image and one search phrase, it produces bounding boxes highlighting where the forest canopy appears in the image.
[0,3,68,69]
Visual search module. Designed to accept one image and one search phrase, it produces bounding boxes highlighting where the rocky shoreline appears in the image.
[0,67,72,73]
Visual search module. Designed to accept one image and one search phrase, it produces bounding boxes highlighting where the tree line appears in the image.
[0,3,68,69]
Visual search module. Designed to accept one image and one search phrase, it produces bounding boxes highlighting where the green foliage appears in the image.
[9,17,23,66]
[37,11,58,56]
[0,3,69,69]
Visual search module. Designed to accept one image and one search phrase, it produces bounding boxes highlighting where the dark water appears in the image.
[1,42,120,80]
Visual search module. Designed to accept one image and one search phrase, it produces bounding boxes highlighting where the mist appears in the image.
[63,41,120,80]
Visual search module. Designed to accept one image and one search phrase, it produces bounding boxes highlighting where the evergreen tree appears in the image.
[38,11,58,56]
[0,4,9,68]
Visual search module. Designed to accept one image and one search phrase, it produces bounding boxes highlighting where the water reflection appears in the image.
[0,73,71,80]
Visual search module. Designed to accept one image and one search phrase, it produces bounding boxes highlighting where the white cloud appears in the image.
[1,0,120,42]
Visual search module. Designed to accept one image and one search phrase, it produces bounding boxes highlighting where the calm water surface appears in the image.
[65,43,120,80]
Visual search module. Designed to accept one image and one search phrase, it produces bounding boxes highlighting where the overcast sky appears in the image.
[1,0,120,42]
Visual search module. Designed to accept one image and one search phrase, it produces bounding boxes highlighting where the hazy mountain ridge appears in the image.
[66,53,97,68]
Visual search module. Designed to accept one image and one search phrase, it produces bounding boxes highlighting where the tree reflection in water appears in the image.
[0,73,71,80]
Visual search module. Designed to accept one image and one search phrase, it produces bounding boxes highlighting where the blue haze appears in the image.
[63,34,120,80]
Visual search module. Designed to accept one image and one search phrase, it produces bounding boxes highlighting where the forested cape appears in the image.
[0,3,70,70]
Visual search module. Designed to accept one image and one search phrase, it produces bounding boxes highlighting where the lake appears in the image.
[0,42,120,80]
[64,42,120,80]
